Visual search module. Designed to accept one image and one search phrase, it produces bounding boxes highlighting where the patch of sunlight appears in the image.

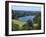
[12,19,27,25]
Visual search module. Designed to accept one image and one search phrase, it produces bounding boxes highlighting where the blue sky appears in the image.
[12,5,41,11]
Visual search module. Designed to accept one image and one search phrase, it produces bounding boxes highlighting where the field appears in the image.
[12,19,27,26]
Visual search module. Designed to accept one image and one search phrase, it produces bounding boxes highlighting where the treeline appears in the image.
[12,10,41,19]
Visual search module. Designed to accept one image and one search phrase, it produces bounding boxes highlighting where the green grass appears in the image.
[12,19,27,25]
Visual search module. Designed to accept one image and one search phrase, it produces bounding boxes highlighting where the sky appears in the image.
[12,5,41,11]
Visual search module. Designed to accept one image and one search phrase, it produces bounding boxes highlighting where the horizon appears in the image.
[12,6,41,11]
[12,9,41,12]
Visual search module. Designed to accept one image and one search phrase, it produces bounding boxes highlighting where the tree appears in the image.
[33,13,41,29]
[33,13,41,24]
[27,20,33,27]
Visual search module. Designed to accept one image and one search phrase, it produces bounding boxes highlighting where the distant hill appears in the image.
[12,10,41,16]
[12,10,41,19]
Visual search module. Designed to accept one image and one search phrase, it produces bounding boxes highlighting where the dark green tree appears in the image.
[33,13,41,29]
[27,20,33,27]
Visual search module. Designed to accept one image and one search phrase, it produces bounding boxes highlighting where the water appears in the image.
[18,16,35,21]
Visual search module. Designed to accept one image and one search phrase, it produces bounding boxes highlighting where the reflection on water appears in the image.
[18,16,35,21]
